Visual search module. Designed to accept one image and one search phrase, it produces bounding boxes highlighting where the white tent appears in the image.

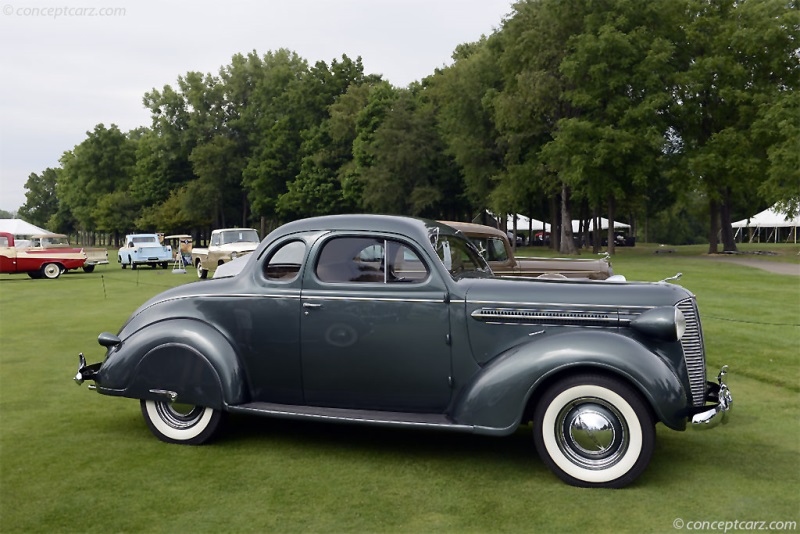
[477,211,631,234]
[475,211,551,232]
[0,218,49,236]
[732,205,799,243]
[570,217,631,233]
[507,213,550,232]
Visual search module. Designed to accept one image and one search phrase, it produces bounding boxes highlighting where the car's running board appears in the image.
[228,402,475,432]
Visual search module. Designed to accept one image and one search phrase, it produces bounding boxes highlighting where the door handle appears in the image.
[302,302,322,309]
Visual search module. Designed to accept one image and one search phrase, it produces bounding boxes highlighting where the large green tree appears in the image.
[427,38,505,215]
[57,124,138,232]
[357,87,463,218]
[544,0,678,253]
[671,0,800,252]
[18,168,60,228]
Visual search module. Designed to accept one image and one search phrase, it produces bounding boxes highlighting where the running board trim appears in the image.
[227,402,474,432]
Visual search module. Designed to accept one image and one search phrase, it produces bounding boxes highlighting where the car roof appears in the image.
[269,214,459,244]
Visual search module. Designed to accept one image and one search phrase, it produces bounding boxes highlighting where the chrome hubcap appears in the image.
[556,398,628,470]
[155,401,204,430]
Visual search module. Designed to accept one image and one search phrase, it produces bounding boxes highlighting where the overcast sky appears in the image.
[0,0,514,214]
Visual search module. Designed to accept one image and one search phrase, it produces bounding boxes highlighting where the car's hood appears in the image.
[462,276,692,309]
[217,242,259,253]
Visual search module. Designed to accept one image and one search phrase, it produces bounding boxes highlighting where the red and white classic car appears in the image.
[0,232,86,279]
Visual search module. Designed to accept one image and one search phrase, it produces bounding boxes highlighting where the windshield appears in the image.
[39,236,71,247]
[429,230,492,279]
[132,236,159,244]
[220,229,259,245]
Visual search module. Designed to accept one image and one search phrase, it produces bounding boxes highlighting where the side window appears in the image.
[264,240,306,281]
[0,236,8,247]
[316,237,429,284]
[488,238,509,261]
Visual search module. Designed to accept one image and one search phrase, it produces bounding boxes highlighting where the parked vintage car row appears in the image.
[0,231,102,279]
[75,215,731,488]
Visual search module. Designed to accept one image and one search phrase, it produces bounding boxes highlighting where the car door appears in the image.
[300,234,453,413]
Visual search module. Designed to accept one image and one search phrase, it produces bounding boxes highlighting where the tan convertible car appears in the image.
[443,221,615,280]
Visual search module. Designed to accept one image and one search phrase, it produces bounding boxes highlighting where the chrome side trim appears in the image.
[467,300,653,310]
[228,403,474,432]
[471,307,620,327]
[301,295,446,304]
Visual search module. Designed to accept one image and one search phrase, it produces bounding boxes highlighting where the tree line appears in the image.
[17,0,799,253]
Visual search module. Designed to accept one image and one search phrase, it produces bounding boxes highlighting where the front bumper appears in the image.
[690,366,733,428]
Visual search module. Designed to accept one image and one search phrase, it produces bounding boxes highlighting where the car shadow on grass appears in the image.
[222,413,545,476]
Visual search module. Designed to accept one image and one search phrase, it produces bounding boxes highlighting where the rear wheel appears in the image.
[41,263,62,279]
[533,374,655,488]
[140,400,225,445]
[82,264,95,273]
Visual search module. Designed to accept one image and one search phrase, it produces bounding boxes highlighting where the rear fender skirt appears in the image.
[96,318,246,408]
[451,330,688,433]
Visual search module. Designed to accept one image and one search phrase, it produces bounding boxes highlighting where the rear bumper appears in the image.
[690,366,732,429]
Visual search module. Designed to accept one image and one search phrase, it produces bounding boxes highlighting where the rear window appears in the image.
[264,241,306,282]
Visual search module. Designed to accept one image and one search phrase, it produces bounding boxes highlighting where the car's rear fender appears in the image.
[96,318,247,409]
[450,329,688,434]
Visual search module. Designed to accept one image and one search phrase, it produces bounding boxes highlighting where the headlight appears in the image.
[675,307,686,340]
[630,306,686,342]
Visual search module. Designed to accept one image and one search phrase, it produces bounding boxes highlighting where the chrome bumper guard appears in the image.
[690,366,732,428]
[73,353,101,386]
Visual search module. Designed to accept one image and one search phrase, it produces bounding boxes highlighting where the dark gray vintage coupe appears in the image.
[74,215,732,488]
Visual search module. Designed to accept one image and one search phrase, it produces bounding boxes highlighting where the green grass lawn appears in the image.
[1,254,798,533]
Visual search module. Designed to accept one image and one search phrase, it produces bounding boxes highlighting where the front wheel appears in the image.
[140,400,225,445]
[196,260,208,279]
[533,374,655,488]
[82,264,95,273]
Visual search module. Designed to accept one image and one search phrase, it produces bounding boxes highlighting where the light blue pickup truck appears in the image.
[117,234,173,269]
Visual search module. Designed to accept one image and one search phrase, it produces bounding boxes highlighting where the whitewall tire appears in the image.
[141,399,224,445]
[41,263,62,279]
[533,374,655,488]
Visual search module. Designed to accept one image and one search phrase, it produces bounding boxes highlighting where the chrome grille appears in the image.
[677,298,706,406]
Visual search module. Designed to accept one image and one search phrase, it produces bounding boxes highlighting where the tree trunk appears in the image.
[550,195,559,251]
[592,205,601,254]
[720,187,738,252]
[512,214,517,252]
[580,198,589,251]
[559,182,577,255]
[607,195,616,256]
[708,198,719,254]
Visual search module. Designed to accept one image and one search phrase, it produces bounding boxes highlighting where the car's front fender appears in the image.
[451,329,688,434]
[96,318,247,409]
